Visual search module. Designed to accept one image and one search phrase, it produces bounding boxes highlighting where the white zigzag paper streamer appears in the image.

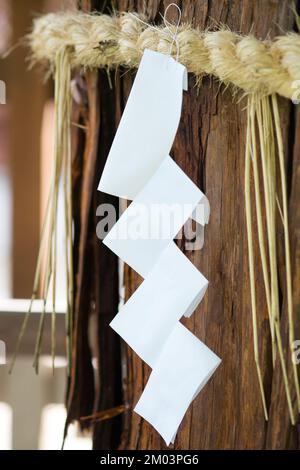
[98,49,221,445]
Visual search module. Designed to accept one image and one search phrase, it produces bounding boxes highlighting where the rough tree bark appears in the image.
[70,0,300,449]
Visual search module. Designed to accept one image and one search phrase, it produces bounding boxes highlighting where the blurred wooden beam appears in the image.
[9,0,50,297]
[0,299,66,356]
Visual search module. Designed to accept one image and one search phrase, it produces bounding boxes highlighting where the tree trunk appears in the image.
[70,0,300,449]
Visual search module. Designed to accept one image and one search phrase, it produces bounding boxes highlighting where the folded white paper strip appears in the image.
[99,49,187,200]
[134,322,221,445]
[98,48,221,445]
[103,155,208,278]
[110,242,209,368]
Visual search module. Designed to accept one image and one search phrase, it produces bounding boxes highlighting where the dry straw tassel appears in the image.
[10,46,73,375]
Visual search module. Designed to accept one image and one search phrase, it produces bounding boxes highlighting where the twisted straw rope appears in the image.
[28,11,300,99]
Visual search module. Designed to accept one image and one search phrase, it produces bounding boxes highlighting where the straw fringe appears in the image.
[245,102,269,421]
[245,94,299,424]
[10,47,73,374]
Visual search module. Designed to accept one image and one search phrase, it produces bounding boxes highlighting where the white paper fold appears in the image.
[134,322,221,446]
[104,155,208,278]
[98,49,187,200]
[97,49,221,445]
[110,242,208,367]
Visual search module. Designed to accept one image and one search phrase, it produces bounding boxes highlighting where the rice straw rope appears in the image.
[27,11,300,99]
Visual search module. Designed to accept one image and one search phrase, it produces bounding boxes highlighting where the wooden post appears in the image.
[70,0,300,449]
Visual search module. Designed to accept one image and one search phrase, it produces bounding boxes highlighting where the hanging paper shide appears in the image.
[98,48,221,445]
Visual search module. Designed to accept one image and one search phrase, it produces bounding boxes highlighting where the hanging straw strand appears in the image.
[63,53,73,374]
[255,95,295,424]
[33,48,67,372]
[10,46,73,374]
[245,100,269,421]
[249,97,276,368]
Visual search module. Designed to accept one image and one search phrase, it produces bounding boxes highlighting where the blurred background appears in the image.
[0,0,92,449]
